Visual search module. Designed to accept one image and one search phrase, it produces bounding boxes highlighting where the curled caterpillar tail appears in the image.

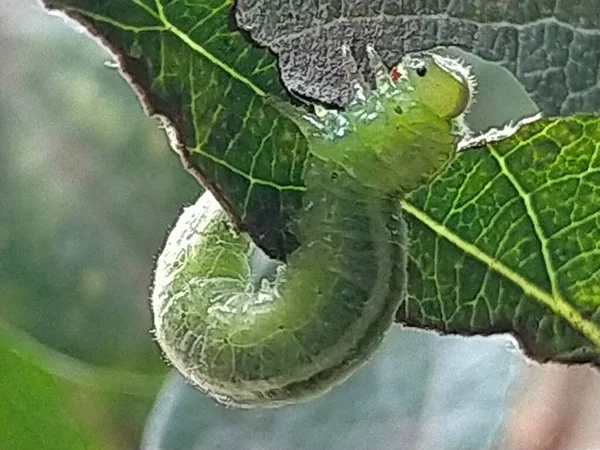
[152,159,407,407]
[151,48,473,407]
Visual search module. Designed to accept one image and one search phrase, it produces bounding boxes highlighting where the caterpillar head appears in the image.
[401,52,476,120]
[297,47,475,194]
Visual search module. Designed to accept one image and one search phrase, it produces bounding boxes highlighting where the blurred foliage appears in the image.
[0,325,110,450]
[0,3,199,373]
[0,2,200,448]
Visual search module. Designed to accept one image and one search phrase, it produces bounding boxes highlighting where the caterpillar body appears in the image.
[151,48,475,408]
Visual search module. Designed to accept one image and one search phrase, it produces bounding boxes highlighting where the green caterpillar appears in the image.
[151,47,475,408]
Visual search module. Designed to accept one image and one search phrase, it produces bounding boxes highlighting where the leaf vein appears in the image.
[401,200,600,348]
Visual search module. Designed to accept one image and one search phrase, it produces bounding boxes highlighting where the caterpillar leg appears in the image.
[366,44,396,92]
[341,44,369,106]
[300,44,374,139]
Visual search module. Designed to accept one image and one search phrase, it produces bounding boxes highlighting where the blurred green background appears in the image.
[1,2,599,449]
[0,1,199,448]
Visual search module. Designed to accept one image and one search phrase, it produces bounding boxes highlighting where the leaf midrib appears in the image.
[486,144,561,296]
[400,199,600,348]
[60,0,268,98]
[150,0,268,97]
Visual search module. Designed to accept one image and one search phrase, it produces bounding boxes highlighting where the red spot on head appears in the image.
[390,67,402,82]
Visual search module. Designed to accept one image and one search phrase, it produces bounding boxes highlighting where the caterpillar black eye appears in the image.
[331,171,339,180]
[394,105,403,115]
[416,65,427,77]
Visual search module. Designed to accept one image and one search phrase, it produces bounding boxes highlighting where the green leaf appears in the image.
[400,116,600,363]
[42,1,600,364]
[42,0,307,259]
[235,0,600,115]
[0,326,109,450]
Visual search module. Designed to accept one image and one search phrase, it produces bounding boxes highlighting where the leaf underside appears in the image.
[235,0,600,115]
[42,0,600,366]
[0,327,103,450]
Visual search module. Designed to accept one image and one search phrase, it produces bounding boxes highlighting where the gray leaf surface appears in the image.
[235,0,600,114]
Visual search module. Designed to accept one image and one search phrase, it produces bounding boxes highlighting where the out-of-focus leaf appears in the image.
[0,326,111,450]
[0,5,199,370]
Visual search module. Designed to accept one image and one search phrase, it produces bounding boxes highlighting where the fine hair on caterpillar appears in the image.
[151,46,475,408]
